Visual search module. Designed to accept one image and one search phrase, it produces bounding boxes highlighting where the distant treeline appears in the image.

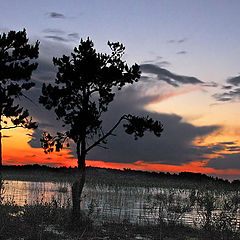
[2,164,240,189]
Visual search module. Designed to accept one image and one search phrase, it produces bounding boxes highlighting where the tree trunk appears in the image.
[72,168,86,222]
[0,130,2,168]
[0,115,2,167]
[71,139,86,222]
[0,123,3,204]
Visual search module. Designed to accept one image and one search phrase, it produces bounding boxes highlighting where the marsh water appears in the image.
[2,180,239,228]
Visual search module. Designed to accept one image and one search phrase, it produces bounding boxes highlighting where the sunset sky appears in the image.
[1,0,240,180]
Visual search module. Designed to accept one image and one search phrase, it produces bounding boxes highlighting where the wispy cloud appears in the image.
[178,38,187,43]
[43,30,79,42]
[68,33,79,39]
[43,28,65,34]
[213,88,240,102]
[140,64,203,87]
[177,51,187,55]
[227,75,240,86]
[212,75,240,102]
[148,88,201,104]
[48,12,65,19]
[222,85,232,90]
[202,82,218,87]
[44,35,69,42]
[207,151,240,170]
[167,38,187,44]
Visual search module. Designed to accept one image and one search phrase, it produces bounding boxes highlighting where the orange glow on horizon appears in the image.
[85,159,240,177]
[148,87,202,105]
[2,124,240,179]
[2,128,76,167]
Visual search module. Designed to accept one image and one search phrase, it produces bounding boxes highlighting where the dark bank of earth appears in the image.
[1,164,239,190]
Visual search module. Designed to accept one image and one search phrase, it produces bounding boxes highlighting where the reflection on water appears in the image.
[4,181,71,207]
[2,180,195,224]
[3,180,240,228]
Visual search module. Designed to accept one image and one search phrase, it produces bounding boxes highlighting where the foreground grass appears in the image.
[0,200,239,240]
[2,166,240,239]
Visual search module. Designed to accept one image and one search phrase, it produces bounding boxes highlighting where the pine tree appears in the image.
[39,38,163,221]
[0,29,39,166]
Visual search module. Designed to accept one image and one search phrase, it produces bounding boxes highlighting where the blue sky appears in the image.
[2,0,240,80]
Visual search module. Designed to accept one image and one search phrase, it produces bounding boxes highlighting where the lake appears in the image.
[2,180,240,229]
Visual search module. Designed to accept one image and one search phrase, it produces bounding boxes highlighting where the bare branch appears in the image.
[85,114,128,153]
[1,125,22,130]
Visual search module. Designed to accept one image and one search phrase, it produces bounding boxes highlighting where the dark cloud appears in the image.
[68,33,79,39]
[222,85,232,90]
[167,38,187,44]
[26,73,219,166]
[142,58,170,67]
[18,40,223,168]
[227,146,240,152]
[44,35,69,42]
[86,88,219,165]
[43,28,65,34]
[212,75,240,102]
[28,128,44,148]
[140,64,203,87]
[202,82,218,87]
[177,51,187,55]
[48,12,65,19]
[43,31,79,42]
[178,38,187,43]
[213,88,240,102]
[207,152,240,170]
[227,75,240,86]
[2,135,11,138]
[17,45,70,133]
[140,76,151,81]
[219,141,236,145]
[206,140,240,169]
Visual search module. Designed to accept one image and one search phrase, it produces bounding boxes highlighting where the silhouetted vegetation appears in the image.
[1,177,240,239]
[1,164,240,190]
[0,29,39,166]
[2,199,234,240]
[39,38,163,221]
[0,199,208,240]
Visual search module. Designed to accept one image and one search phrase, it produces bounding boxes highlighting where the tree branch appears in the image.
[1,125,23,130]
[85,114,128,153]
[21,93,39,107]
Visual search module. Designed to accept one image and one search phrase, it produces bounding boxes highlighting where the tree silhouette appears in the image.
[0,29,39,166]
[39,38,163,221]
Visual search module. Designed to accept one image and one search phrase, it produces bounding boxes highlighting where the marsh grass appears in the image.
[57,184,69,193]
[1,198,238,240]
[0,196,94,240]
[2,167,240,239]
[0,178,4,204]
